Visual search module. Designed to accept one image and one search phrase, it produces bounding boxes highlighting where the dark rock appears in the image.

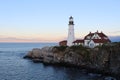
[23,42,120,78]
[23,55,33,59]
[32,58,43,63]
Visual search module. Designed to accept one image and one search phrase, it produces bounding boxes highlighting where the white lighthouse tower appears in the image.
[67,16,75,46]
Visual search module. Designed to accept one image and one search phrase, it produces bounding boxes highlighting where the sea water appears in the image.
[0,43,105,80]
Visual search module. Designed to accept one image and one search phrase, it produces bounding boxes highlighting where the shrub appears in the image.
[54,46,68,52]
[70,45,87,51]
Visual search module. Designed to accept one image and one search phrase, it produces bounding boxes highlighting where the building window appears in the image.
[90,43,94,48]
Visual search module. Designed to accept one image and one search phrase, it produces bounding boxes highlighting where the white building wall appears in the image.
[67,24,75,46]
[95,43,100,46]
[84,40,90,46]
[91,33,101,39]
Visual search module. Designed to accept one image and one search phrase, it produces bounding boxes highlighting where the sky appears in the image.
[0,0,120,42]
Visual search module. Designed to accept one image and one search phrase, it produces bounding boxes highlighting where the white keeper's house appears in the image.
[59,16,111,48]
[73,31,111,48]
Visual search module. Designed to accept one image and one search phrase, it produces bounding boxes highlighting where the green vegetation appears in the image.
[70,45,87,51]
[112,42,120,46]
[94,42,120,54]
[70,45,91,61]
[54,46,68,52]
[53,42,120,63]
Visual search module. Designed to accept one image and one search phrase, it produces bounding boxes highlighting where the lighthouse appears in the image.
[67,16,75,46]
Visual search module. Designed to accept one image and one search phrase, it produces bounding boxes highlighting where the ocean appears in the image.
[0,43,106,80]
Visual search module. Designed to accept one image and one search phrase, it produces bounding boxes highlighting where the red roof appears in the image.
[84,33,94,39]
[59,40,67,43]
[92,39,111,43]
[73,39,84,43]
[84,32,108,40]
[97,33,107,39]
[59,40,67,46]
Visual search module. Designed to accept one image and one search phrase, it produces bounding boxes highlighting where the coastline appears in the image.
[24,42,120,79]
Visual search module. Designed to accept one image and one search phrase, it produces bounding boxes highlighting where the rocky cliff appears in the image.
[24,42,120,78]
